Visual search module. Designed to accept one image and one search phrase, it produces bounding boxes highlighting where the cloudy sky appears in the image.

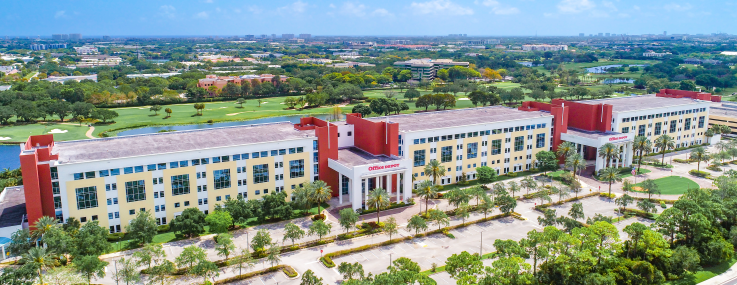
[1,0,733,36]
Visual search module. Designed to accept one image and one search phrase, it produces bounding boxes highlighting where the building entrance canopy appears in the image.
[328,147,412,211]
[560,128,635,171]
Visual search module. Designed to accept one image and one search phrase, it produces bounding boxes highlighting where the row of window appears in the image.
[412,124,547,145]
[412,134,545,167]
[620,108,706,123]
[622,116,705,136]
[69,147,306,181]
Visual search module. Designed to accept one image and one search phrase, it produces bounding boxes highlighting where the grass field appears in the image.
[666,255,737,285]
[634,176,699,195]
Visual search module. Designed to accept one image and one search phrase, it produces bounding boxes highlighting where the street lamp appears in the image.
[390,253,393,267]
[479,231,483,256]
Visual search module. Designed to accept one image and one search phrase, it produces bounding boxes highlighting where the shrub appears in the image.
[706,165,722,172]
[107,233,125,241]
[312,214,326,221]
[600,193,616,199]
[436,193,444,199]
[321,256,335,268]
[689,169,710,178]
[507,172,518,178]
[282,266,298,278]
[207,119,214,123]
[157,225,170,232]
[673,158,691,164]
[660,201,667,209]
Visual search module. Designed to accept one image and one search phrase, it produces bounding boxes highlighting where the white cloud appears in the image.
[195,11,209,19]
[410,0,474,15]
[248,6,263,14]
[602,1,617,11]
[633,5,640,10]
[278,0,308,14]
[664,3,692,11]
[203,0,214,3]
[371,8,393,17]
[338,2,367,17]
[328,2,393,17]
[557,0,595,13]
[54,10,67,19]
[477,0,519,15]
[159,5,176,19]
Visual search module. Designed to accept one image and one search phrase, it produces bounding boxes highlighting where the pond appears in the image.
[0,114,335,170]
[586,64,648,74]
[602,78,635,84]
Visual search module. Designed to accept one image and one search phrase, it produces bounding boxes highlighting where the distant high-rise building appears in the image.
[260,34,268,39]
[271,34,276,38]
[69,33,82,40]
[598,33,603,37]
[664,31,667,35]
[102,36,111,41]
[282,34,295,39]
[605,33,610,37]
[579,33,585,37]
[52,34,67,40]
[245,35,255,40]
[299,34,311,39]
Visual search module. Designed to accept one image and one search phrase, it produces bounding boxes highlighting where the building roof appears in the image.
[577,95,706,113]
[0,186,26,228]
[335,147,401,167]
[53,122,315,164]
[365,106,552,133]
[565,128,622,140]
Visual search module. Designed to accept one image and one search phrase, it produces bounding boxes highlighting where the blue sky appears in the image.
[1,0,734,36]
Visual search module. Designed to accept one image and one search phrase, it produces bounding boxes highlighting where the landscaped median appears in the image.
[533,191,601,212]
[319,212,518,268]
[212,265,297,284]
[359,201,415,216]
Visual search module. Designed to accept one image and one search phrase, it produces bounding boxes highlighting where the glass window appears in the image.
[260,151,268,157]
[99,170,110,177]
[466,143,478,159]
[221,156,229,162]
[670,120,677,133]
[654,122,662,135]
[684,118,691,131]
[639,125,646,136]
[213,156,221,163]
[252,152,260,158]
[213,169,231,189]
[201,158,209,164]
[147,164,156,171]
[491,139,502,155]
[441,146,453,163]
[233,154,240,161]
[536,133,546,148]
[179,160,188,167]
[514,136,524,151]
[253,164,269,184]
[171,174,190,196]
[192,159,201,165]
[279,149,287,155]
[289,159,305,178]
[169,162,178,169]
[297,147,304,153]
[75,186,98,210]
[413,150,426,167]
[622,127,629,133]
[242,153,249,160]
[85,171,95,179]
[157,163,166,170]
[698,116,705,128]
[52,182,60,194]
[54,196,62,209]
[271,150,278,156]
[125,180,146,203]
[134,166,144,173]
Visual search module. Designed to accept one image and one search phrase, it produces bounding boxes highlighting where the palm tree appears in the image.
[598,167,622,198]
[556,141,576,161]
[520,176,537,196]
[424,159,446,185]
[690,146,709,171]
[32,216,58,242]
[416,180,438,215]
[492,182,506,203]
[633,136,652,172]
[565,153,586,180]
[367,188,391,223]
[654,135,675,166]
[597,143,620,168]
[22,247,56,285]
[309,180,332,215]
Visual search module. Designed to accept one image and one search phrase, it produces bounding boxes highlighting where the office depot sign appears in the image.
[368,164,400,171]
[608,136,629,142]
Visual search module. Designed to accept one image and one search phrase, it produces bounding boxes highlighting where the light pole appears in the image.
[390,253,393,267]
[114,258,119,285]
[479,231,483,256]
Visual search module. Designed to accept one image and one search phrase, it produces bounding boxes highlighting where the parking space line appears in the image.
[359,253,370,261]
[258,277,266,285]
[369,250,380,259]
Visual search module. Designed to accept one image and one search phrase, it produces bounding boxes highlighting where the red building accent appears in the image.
[295,117,340,196]
[346,114,398,157]
[19,134,58,227]
[656,89,721,102]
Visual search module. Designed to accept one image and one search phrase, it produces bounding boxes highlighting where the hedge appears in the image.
[629,196,677,204]
[523,189,552,200]
[360,201,414,216]
[599,193,616,199]
[673,158,692,164]
[689,169,710,178]
[320,212,515,268]
[534,192,601,212]
[621,208,656,219]
[212,265,296,284]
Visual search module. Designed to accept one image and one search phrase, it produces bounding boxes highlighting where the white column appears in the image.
[595,147,604,172]
[339,176,343,204]
[363,178,369,210]
[403,172,411,202]
[352,178,362,211]
[388,174,395,203]
[579,143,584,158]
[378,176,383,189]
[626,142,634,167]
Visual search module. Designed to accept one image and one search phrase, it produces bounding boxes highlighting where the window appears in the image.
[50,167,58,179]
[491,139,501,155]
[441,146,453,162]
[670,120,677,133]
[134,166,144,173]
[147,164,156,171]
[638,125,646,136]
[654,122,662,135]
[466,143,478,159]
[99,169,110,177]
[174,202,180,208]
[698,116,705,128]
[75,186,98,210]
[253,164,269,184]
[536,133,546,148]
[684,118,691,131]
[514,136,524,151]
[289,159,305,178]
[54,196,61,209]
[125,180,146,203]
[413,150,426,167]
[171,174,190,196]
[213,169,231,189]
[52,182,60,194]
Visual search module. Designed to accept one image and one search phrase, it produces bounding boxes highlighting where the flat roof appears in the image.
[335,147,401,167]
[0,187,26,228]
[578,95,706,113]
[565,128,623,140]
[710,107,737,118]
[365,106,551,133]
[53,122,315,164]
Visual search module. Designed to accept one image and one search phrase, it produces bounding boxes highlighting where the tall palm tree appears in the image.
[424,159,446,185]
[309,180,332,215]
[22,247,56,285]
[556,141,576,161]
[654,135,675,166]
[32,216,58,242]
[690,146,709,172]
[416,180,438,215]
[520,176,537,195]
[597,143,620,169]
[367,188,391,223]
[633,136,652,172]
[598,167,622,198]
[565,153,586,180]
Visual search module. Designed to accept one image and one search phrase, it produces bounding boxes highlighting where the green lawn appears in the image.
[619,168,651,179]
[666,255,737,285]
[634,176,699,195]
[0,122,91,142]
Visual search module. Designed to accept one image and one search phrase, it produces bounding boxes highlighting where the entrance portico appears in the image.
[560,128,635,172]
[328,147,412,211]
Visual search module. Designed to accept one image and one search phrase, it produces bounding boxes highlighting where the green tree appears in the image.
[125,209,157,245]
[598,167,622,197]
[338,262,364,280]
[496,194,517,214]
[520,176,538,196]
[615,194,634,213]
[507,181,521,198]
[250,229,272,252]
[48,100,71,122]
[206,209,233,234]
[132,243,165,271]
[404,88,420,101]
[215,233,236,260]
[73,255,108,285]
[236,98,246,108]
[72,221,111,257]
[351,104,372,117]
[690,146,709,171]
[445,251,484,284]
[283,222,306,246]
[679,80,696,91]
[0,106,16,125]
[309,180,332,215]
[149,104,162,115]
[416,180,438,215]
[456,203,471,225]
[565,153,586,180]
[194,259,219,284]
[475,166,497,185]
[428,209,450,230]
[640,179,661,200]
[231,248,255,277]
[384,217,399,241]
[637,199,657,213]
[538,209,558,227]
[424,159,446,185]
[634,136,653,172]
[397,70,412,82]
[598,143,620,169]
[8,229,32,256]
[266,244,281,267]
[301,269,324,285]
[367,188,391,223]
[175,245,208,276]
[556,142,575,161]
[338,208,359,234]
[112,257,140,285]
[148,260,175,285]
[21,247,55,285]
[407,215,428,235]
[309,219,332,242]
[164,107,172,117]
[671,246,701,276]
[654,134,675,165]
[569,202,585,222]
[90,109,118,123]
[170,207,207,238]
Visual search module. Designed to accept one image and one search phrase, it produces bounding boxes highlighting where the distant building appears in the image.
[199,55,241,62]
[30,43,67,50]
[74,46,98,54]
[245,35,255,40]
[605,33,610,37]
[297,58,333,64]
[393,58,470,81]
[288,38,305,44]
[643,51,672,57]
[76,55,122,68]
[197,74,288,91]
[68,34,82,40]
[521,44,568,51]
[298,34,311,39]
[282,34,295,39]
[102,36,111,41]
[52,34,68,40]
[386,40,412,45]
[333,51,359,56]
[579,33,585,37]
[684,58,722,65]
[466,39,499,45]
[327,62,376,68]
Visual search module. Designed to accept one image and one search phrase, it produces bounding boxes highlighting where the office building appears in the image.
[579,33,585,37]
[69,34,82,40]
[299,34,311,39]
[52,34,68,40]
[393,58,470,81]
[102,36,111,41]
[643,52,672,57]
[245,35,255,40]
[521,44,568,51]
[282,34,295,40]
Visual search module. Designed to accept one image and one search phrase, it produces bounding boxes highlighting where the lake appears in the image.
[586,64,648,74]
[0,114,335,170]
